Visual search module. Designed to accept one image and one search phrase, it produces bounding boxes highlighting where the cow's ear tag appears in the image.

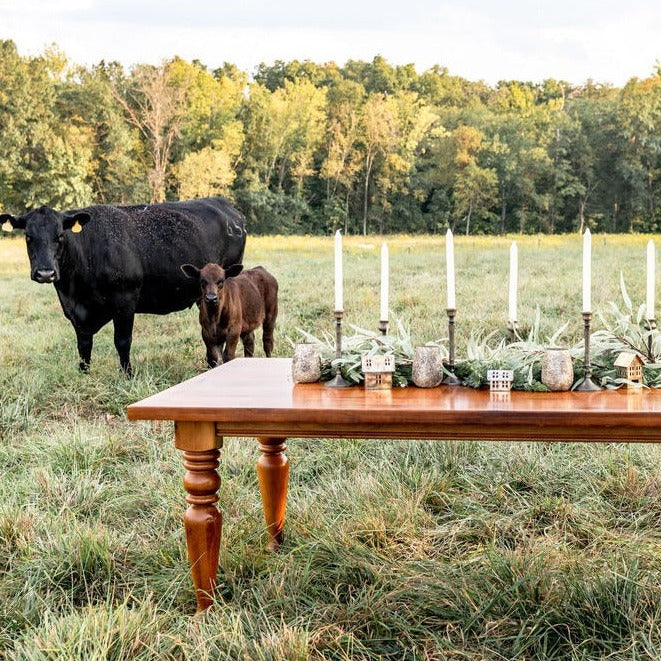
[1,220,12,232]
[71,220,82,233]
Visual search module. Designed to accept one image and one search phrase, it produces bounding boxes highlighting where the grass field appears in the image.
[1,232,661,660]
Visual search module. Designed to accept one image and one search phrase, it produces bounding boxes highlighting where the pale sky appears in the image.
[1,0,660,86]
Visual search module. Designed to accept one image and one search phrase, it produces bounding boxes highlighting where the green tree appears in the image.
[170,58,246,154]
[452,161,498,234]
[447,125,498,234]
[0,40,93,211]
[239,79,326,231]
[372,91,437,233]
[358,93,398,234]
[57,61,149,204]
[562,95,621,232]
[112,60,191,202]
[241,79,326,192]
[616,72,661,230]
[484,113,553,233]
[320,80,365,230]
[174,146,236,198]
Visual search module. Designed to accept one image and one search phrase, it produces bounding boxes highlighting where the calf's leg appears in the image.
[262,322,275,357]
[205,343,222,368]
[202,329,223,368]
[262,299,277,357]
[222,333,240,363]
[241,331,255,357]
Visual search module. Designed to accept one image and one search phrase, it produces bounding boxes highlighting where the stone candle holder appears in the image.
[412,346,443,388]
[292,343,322,383]
[541,348,574,391]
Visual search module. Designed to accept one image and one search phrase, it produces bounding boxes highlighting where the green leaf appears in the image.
[619,271,632,311]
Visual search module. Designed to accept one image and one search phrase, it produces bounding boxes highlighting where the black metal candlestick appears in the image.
[379,319,388,336]
[576,312,601,391]
[325,311,352,387]
[645,318,657,361]
[443,308,461,385]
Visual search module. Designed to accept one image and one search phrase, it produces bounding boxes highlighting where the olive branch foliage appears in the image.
[292,316,430,387]
[292,277,661,390]
[591,272,661,388]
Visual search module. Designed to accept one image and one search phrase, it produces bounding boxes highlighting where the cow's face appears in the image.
[181,262,244,306]
[0,206,91,283]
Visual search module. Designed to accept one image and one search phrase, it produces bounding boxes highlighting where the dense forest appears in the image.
[1,39,661,235]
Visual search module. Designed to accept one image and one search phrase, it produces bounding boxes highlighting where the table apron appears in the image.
[212,421,661,443]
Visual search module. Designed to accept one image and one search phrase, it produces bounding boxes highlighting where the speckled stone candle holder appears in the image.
[541,348,574,391]
[412,346,443,388]
[292,343,322,383]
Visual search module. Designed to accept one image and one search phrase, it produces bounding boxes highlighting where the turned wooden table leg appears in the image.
[257,437,289,551]
[175,422,222,613]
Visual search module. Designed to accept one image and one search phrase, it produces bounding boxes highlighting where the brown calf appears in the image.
[181,263,278,367]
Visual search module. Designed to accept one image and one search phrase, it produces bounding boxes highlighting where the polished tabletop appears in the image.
[126,357,661,442]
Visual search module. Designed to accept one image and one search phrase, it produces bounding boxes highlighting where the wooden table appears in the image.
[126,357,661,612]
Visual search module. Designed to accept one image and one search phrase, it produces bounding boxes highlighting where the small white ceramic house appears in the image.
[361,355,396,390]
[487,369,514,392]
[614,352,644,385]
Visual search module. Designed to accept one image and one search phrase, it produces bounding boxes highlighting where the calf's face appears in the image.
[181,263,244,306]
[1,206,91,283]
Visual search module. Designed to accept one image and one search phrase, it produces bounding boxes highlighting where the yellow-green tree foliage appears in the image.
[2,43,661,235]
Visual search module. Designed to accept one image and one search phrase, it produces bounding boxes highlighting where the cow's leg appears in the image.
[75,329,94,372]
[112,309,135,376]
[241,331,255,357]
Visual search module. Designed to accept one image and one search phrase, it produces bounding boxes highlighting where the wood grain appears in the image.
[182,448,221,614]
[256,437,289,551]
[128,358,661,443]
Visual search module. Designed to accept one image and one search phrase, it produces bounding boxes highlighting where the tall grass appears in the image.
[1,232,660,659]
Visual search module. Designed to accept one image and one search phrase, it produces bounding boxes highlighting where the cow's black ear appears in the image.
[181,264,201,279]
[62,212,91,232]
[225,264,244,278]
[1,214,22,230]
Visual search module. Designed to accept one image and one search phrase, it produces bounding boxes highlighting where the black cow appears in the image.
[0,197,246,375]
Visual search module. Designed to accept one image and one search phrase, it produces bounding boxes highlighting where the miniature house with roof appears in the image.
[614,352,644,385]
[361,354,396,390]
[487,369,514,392]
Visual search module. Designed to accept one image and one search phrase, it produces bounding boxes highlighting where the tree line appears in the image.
[1,39,661,235]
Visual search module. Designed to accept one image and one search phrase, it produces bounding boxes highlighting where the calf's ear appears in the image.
[225,264,244,278]
[62,212,91,233]
[1,214,23,231]
[181,264,201,279]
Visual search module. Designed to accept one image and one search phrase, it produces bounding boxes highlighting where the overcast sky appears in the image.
[1,0,660,86]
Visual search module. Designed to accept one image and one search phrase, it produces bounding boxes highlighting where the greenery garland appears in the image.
[292,278,661,391]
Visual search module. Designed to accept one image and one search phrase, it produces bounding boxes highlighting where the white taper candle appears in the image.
[508,241,518,324]
[647,239,655,320]
[582,228,591,313]
[334,230,343,312]
[446,228,455,309]
[380,243,389,321]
